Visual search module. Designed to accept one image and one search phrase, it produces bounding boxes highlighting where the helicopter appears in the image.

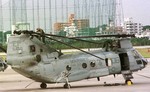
[6,30,148,89]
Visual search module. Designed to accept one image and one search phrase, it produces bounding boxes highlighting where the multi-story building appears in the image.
[74,19,89,30]
[54,14,89,32]
[54,23,69,32]
[135,29,150,39]
[124,18,143,34]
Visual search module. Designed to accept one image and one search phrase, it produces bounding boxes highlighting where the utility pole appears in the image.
[0,0,4,44]
[0,0,3,31]
[12,0,16,25]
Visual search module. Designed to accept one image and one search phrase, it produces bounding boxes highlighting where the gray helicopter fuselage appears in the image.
[7,34,146,83]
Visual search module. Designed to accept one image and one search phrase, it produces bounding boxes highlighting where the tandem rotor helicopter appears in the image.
[2,29,148,89]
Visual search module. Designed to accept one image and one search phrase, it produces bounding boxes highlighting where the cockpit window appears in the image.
[132,50,140,59]
[136,60,142,64]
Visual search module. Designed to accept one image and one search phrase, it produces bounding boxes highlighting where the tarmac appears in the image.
[0,65,150,92]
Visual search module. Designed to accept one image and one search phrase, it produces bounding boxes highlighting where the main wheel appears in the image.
[63,83,71,89]
[40,83,47,89]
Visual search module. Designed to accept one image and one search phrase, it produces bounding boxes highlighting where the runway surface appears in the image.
[0,65,150,92]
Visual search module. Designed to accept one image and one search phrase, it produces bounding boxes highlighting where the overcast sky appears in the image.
[122,0,150,25]
[2,0,150,26]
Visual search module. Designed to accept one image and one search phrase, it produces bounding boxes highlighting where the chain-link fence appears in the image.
[0,0,123,36]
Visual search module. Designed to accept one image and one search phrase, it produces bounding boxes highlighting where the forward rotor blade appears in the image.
[44,35,104,60]
[44,33,101,45]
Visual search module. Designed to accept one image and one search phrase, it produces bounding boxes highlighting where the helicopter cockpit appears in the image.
[131,49,148,67]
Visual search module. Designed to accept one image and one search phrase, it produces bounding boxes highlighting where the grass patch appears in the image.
[136,48,150,58]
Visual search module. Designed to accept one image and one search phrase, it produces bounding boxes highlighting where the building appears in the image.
[11,22,30,33]
[0,31,11,44]
[135,29,150,39]
[54,14,89,32]
[74,19,89,30]
[97,26,123,35]
[64,23,78,37]
[124,18,143,34]
[54,23,69,32]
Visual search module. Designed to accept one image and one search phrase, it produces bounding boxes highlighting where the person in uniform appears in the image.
[36,28,45,43]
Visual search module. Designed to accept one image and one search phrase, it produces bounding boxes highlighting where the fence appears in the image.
[0,0,123,36]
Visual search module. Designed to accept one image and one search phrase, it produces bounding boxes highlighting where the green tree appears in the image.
[143,25,150,31]
[101,24,107,31]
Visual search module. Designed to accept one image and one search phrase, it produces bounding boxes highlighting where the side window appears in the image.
[66,65,71,71]
[82,63,87,69]
[90,62,96,67]
[30,45,36,52]
[105,58,112,67]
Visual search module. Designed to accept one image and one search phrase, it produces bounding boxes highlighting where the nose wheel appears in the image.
[40,83,47,89]
[125,80,133,85]
[63,83,71,89]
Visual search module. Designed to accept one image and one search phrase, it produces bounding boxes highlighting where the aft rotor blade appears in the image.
[72,34,135,38]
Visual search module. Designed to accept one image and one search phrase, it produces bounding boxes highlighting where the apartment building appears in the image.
[124,18,143,34]
[54,14,89,32]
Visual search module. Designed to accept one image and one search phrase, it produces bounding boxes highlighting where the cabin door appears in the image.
[119,53,130,71]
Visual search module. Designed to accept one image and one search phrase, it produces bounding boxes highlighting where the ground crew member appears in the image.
[36,28,45,43]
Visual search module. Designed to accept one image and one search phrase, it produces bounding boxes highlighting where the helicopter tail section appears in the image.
[7,34,38,66]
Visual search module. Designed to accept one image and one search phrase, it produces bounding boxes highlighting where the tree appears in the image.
[143,25,150,31]
[101,24,107,31]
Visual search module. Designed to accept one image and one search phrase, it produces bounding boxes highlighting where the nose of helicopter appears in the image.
[142,58,148,67]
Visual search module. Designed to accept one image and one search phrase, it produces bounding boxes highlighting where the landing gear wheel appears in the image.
[125,80,133,85]
[40,83,47,89]
[63,83,71,89]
